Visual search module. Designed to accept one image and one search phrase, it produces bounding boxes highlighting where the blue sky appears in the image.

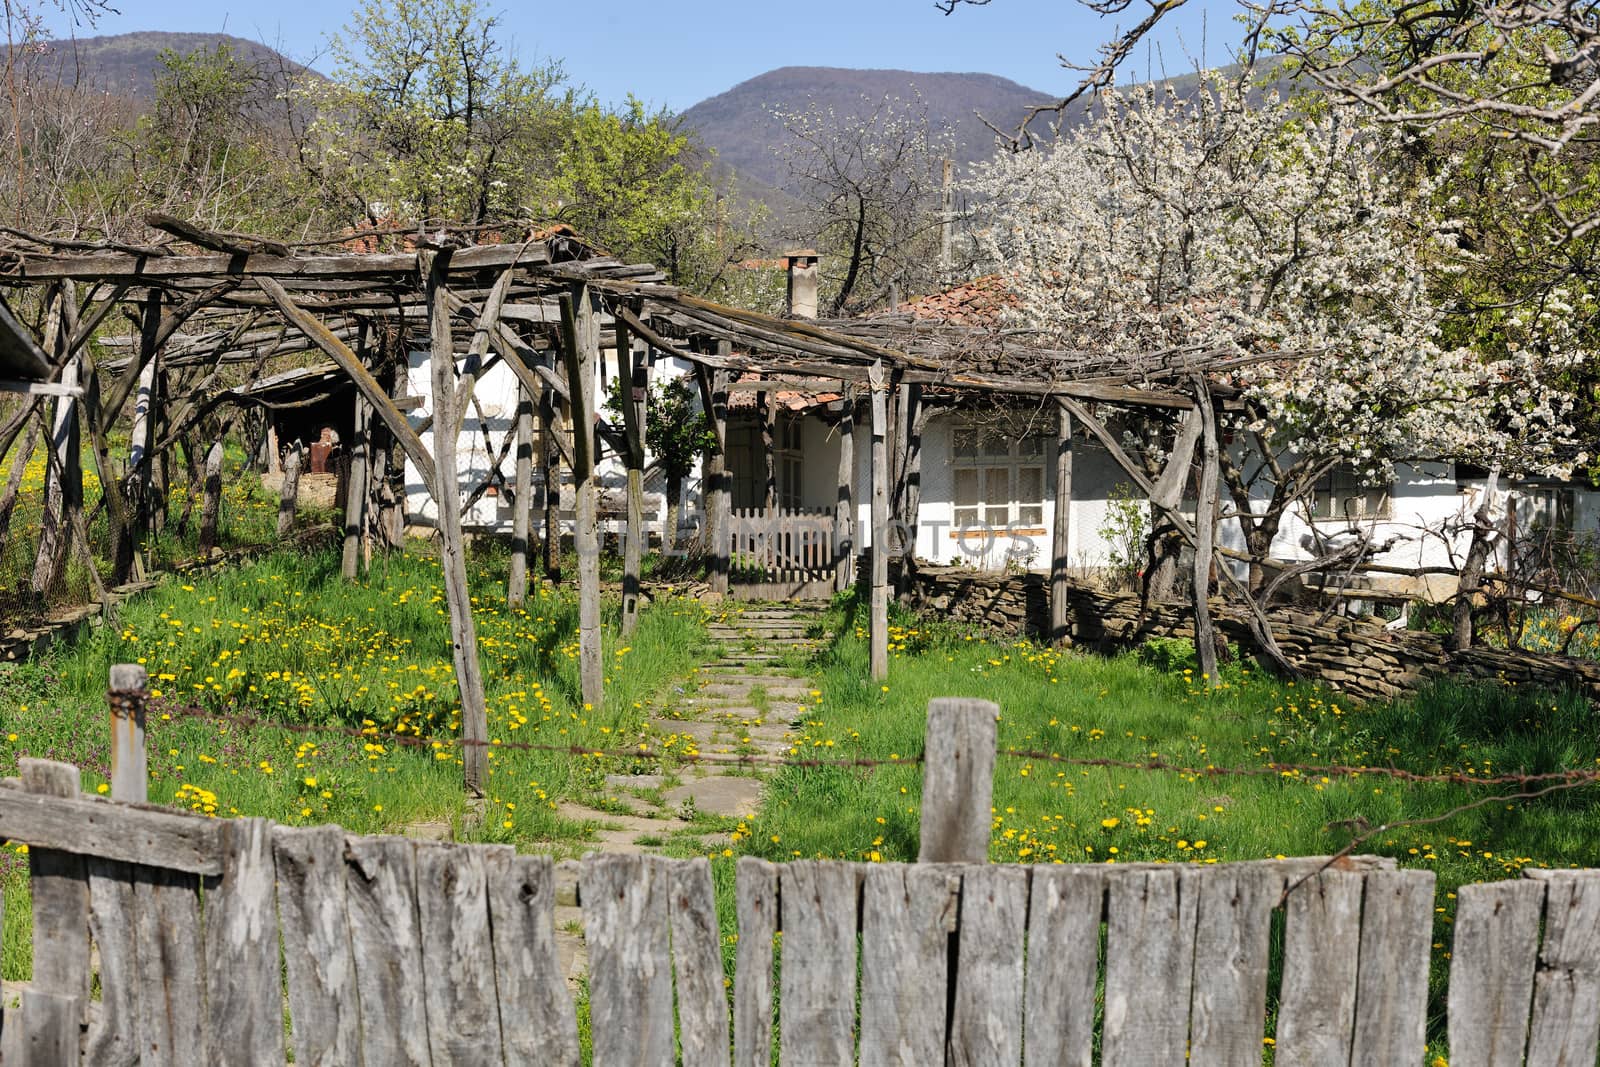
[61,0,1243,111]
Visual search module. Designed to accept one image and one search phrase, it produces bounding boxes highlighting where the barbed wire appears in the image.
[127,691,1600,791]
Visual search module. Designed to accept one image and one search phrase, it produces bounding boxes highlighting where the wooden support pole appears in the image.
[197,436,225,555]
[761,388,777,512]
[508,385,533,610]
[917,697,998,863]
[125,326,160,578]
[424,252,490,795]
[620,325,648,638]
[277,443,302,538]
[1050,399,1074,646]
[31,292,77,596]
[869,361,889,681]
[834,404,855,595]
[539,365,562,582]
[342,393,369,580]
[700,348,732,595]
[109,663,148,803]
[1191,378,1220,682]
[560,282,604,711]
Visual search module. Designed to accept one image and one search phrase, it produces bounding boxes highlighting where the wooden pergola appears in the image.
[0,221,1260,795]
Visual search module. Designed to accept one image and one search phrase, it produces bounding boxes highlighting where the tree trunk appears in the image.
[664,474,682,552]
[1451,468,1500,652]
[197,437,225,556]
[508,388,533,610]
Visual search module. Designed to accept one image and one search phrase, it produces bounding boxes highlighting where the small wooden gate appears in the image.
[727,506,835,585]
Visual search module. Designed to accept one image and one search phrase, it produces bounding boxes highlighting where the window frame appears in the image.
[951,425,1048,531]
[1310,466,1393,522]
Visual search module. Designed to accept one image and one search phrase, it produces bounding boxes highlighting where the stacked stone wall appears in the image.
[898,563,1600,704]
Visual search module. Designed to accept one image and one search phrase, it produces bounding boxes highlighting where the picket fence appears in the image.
[2,762,1598,1065]
[726,507,835,585]
[1,682,1598,1065]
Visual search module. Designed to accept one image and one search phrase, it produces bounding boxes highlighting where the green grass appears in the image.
[0,540,714,980]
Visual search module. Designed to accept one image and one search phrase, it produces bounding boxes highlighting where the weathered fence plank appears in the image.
[132,864,208,1067]
[669,858,733,1067]
[949,864,1028,1067]
[23,990,80,1067]
[1188,867,1283,1067]
[416,841,504,1066]
[85,859,141,1065]
[1448,879,1544,1067]
[274,824,363,1067]
[859,864,957,1067]
[734,857,779,1067]
[1274,870,1364,1066]
[345,834,431,1067]
[1349,869,1435,1063]
[484,848,579,1067]
[0,783,222,874]
[779,861,860,1067]
[1101,867,1200,1065]
[918,698,998,864]
[1021,866,1103,1067]
[1525,871,1600,1065]
[204,817,285,1066]
[582,852,675,1067]
[21,759,91,1014]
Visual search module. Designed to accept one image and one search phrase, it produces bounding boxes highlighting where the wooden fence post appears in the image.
[108,664,148,804]
[917,697,998,864]
[20,757,91,1036]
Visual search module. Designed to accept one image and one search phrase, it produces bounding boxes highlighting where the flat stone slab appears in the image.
[663,777,764,819]
[555,803,688,835]
[604,773,666,791]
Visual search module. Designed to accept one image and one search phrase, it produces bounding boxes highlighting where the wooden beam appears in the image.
[869,360,889,681]
[834,404,855,594]
[0,379,81,397]
[257,277,437,489]
[560,283,604,710]
[8,241,552,283]
[1050,399,1073,646]
[424,252,490,795]
[508,385,533,610]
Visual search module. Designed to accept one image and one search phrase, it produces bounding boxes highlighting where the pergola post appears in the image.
[341,393,369,580]
[539,362,562,582]
[698,349,731,595]
[834,403,855,594]
[869,360,889,681]
[761,388,777,512]
[31,297,80,597]
[561,282,604,711]
[277,442,301,538]
[424,251,489,795]
[123,292,161,580]
[1191,377,1220,682]
[619,325,649,637]
[507,384,533,610]
[1050,399,1074,645]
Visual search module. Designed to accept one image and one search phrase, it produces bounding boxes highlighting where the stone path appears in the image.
[540,601,829,984]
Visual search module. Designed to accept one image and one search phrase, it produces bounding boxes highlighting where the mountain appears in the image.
[678,66,1058,192]
[31,32,319,98]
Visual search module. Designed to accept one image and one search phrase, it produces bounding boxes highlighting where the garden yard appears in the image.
[1,545,1596,1057]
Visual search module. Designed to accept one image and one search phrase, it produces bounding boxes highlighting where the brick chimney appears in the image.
[782,249,819,319]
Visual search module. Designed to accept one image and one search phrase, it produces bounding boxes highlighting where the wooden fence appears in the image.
[1,685,1598,1064]
[726,506,835,585]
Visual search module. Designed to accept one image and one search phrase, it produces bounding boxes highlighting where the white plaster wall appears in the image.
[403,351,526,529]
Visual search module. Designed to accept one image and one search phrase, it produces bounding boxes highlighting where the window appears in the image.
[952,427,1046,529]
[1311,466,1392,521]
[1515,486,1575,533]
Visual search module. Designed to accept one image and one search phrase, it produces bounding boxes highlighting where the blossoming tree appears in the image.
[968,73,1581,634]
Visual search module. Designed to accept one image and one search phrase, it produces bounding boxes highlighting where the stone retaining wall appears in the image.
[897,563,1600,704]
